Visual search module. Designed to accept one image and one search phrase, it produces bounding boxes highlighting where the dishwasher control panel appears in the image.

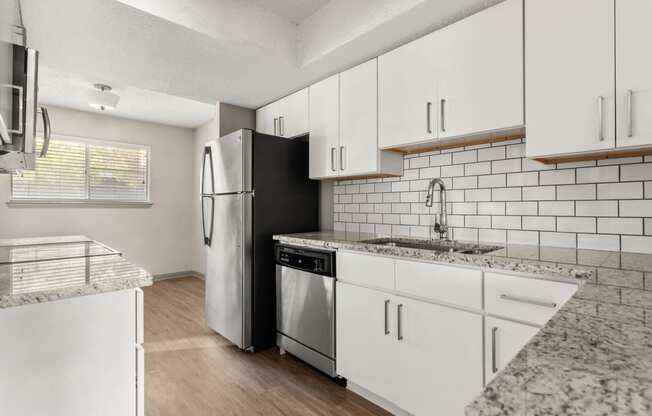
[274,244,335,277]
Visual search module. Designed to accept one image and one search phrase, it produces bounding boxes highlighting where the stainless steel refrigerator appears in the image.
[201,129,318,351]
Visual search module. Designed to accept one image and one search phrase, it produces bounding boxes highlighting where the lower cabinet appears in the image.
[484,317,539,384]
[337,282,483,415]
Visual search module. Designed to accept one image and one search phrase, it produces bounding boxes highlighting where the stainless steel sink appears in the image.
[360,238,502,255]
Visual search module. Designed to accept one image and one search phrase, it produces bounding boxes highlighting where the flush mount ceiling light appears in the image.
[88,83,120,111]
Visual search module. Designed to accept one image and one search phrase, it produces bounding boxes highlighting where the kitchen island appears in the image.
[275,231,652,415]
[0,235,152,416]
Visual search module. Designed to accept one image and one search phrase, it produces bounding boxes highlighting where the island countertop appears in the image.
[274,231,652,415]
[0,235,153,309]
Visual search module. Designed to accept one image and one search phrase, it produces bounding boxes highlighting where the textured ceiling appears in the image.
[21,0,504,128]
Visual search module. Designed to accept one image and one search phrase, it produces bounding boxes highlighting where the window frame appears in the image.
[8,133,152,207]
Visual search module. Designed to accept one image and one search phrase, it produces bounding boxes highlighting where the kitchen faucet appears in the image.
[425,178,449,240]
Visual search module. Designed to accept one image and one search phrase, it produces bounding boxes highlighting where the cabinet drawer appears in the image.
[337,252,395,291]
[395,260,482,309]
[485,272,578,326]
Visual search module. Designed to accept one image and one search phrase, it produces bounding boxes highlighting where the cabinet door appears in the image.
[378,31,438,148]
[336,283,401,406]
[309,74,340,179]
[340,59,379,176]
[438,0,523,140]
[279,88,309,138]
[616,0,652,148]
[255,102,277,136]
[525,0,615,158]
[395,296,483,416]
[485,317,539,384]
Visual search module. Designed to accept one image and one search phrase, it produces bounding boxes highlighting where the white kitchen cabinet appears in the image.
[256,88,309,138]
[0,288,143,416]
[336,282,402,406]
[309,60,402,180]
[437,0,523,140]
[616,0,652,148]
[378,31,438,148]
[484,317,539,384]
[396,296,483,416]
[309,74,340,179]
[525,0,616,158]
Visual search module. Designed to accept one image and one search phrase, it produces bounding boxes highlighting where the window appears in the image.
[12,136,150,203]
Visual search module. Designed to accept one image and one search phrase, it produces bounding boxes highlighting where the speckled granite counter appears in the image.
[274,232,652,415]
[0,236,152,308]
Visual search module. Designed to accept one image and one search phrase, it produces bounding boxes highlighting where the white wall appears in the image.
[0,106,197,276]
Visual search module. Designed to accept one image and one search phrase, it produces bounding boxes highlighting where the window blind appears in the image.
[12,136,150,202]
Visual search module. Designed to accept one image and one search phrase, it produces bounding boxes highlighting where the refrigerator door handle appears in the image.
[201,145,214,195]
[202,196,215,246]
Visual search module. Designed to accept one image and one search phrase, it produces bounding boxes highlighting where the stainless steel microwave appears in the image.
[0,39,50,174]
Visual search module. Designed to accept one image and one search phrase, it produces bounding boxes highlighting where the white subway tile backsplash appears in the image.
[492,158,522,174]
[453,150,478,164]
[557,217,596,233]
[621,164,652,181]
[540,170,575,185]
[507,230,539,245]
[540,232,576,248]
[597,182,643,200]
[576,166,619,183]
[621,236,652,254]
[620,200,652,217]
[557,184,596,200]
[522,216,556,231]
[492,216,522,230]
[479,174,507,188]
[430,153,452,166]
[478,146,506,161]
[478,202,506,215]
[598,218,643,235]
[506,201,538,215]
[492,187,522,201]
[523,186,556,201]
[507,172,538,187]
[578,234,620,251]
[334,140,652,252]
[539,201,574,216]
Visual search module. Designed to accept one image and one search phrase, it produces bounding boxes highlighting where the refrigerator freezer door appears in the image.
[205,193,253,350]
[211,129,252,194]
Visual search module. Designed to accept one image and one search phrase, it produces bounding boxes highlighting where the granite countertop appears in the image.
[274,231,652,415]
[0,236,153,309]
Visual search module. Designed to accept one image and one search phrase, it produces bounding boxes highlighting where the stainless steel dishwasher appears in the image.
[275,244,337,377]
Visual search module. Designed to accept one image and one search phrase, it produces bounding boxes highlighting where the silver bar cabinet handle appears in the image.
[500,293,557,309]
[440,98,446,133]
[279,116,285,136]
[598,96,604,141]
[330,147,337,172]
[627,89,634,138]
[491,326,498,373]
[384,300,390,335]
[397,304,404,341]
[39,107,51,157]
[274,118,278,136]
[426,102,432,134]
[339,146,345,171]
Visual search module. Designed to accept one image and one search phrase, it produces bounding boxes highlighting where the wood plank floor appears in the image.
[144,277,390,416]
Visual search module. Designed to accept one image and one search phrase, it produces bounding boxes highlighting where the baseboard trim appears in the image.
[153,270,204,282]
[347,381,411,416]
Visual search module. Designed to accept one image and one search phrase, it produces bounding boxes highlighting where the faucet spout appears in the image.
[425,178,449,240]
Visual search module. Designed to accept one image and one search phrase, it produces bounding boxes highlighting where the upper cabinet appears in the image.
[525,0,615,159]
[309,59,403,180]
[526,0,652,160]
[616,0,652,149]
[256,88,309,138]
[379,0,523,151]
[378,31,439,149]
